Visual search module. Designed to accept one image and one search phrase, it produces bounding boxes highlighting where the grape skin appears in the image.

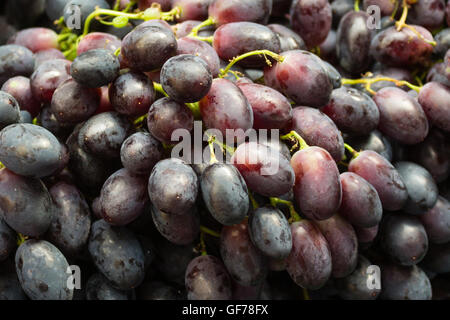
[419,196,450,244]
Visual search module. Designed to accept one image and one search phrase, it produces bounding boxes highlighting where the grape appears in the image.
[147,97,194,144]
[236,83,292,130]
[151,204,199,245]
[134,19,172,32]
[200,163,249,226]
[380,263,432,300]
[321,87,379,136]
[418,81,450,133]
[380,214,428,266]
[37,106,72,141]
[148,158,198,215]
[34,50,65,73]
[137,281,179,300]
[30,59,71,103]
[0,45,35,86]
[434,28,450,57]
[0,91,20,130]
[8,28,58,53]
[291,106,345,162]
[335,255,381,300]
[121,25,177,72]
[86,273,132,300]
[260,138,291,160]
[63,0,110,29]
[395,161,438,215]
[173,20,201,38]
[15,240,73,300]
[185,255,232,300]
[109,72,156,117]
[161,54,212,103]
[290,0,332,48]
[268,24,306,52]
[264,50,333,108]
[213,22,281,68]
[77,111,132,159]
[172,0,212,21]
[321,60,342,89]
[77,32,121,55]
[220,220,268,286]
[286,220,332,289]
[231,142,295,197]
[345,130,393,161]
[199,78,253,140]
[176,37,220,77]
[19,110,32,124]
[373,87,429,145]
[0,274,27,300]
[420,196,450,244]
[1,76,41,117]
[0,123,65,178]
[319,30,337,63]
[120,132,164,175]
[88,220,145,290]
[348,150,408,211]
[408,0,445,30]
[138,0,171,11]
[47,182,91,256]
[339,172,382,228]
[427,62,450,87]
[208,0,273,26]
[370,26,434,67]
[100,168,149,226]
[51,78,100,125]
[422,242,450,274]
[336,11,374,74]
[0,218,16,261]
[46,0,71,20]
[248,206,292,260]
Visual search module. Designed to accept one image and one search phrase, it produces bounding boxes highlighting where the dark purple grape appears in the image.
[355,224,379,245]
[176,37,220,77]
[100,168,149,226]
[37,106,73,141]
[213,22,280,68]
[335,255,381,300]
[120,132,164,175]
[418,81,450,133]
[15,240,72,300]
[395,161,438,215]
[77,32,121,55]
[148,158,198,215]
[70,49,120,88]
[161,54,212,103]
[380,214,428,266]
[185,255,232,300]
[373,87,429,145]
[422,242,450,274]
[231,142,295,197]
[345,130,393,161]
[30,59,71,103]
[208,0,273,26]
[77,111,132,159]
[1,76,41,117]
[109,72,156,117]
[321,60,342,89]
[363,0,398,16]
[0,123,64,178]
[0,218,15,261]
[88,220,145,290]
[237,82,292,130]
[426,62,450,86]
[46,0,71,21]
[0,91,20,130]
[51,78,100,125]
[286,220,332,289]
[434,28,450,57]
[290,0,332,48]
[200,163,249,226]
[0,45,35,86]
[268,24,306,52]
[408,0,445,30]
[137,281,179,300]
[147,97,194,144]
[0,274,27,300]
[348,150,408,211]
[121,25,177,72]
[336,11,374,74]
[172,0,212,21]
[248,206,292,260]
[86,273,132,300]
[220,220,268,286]
[370,26,434,67]
[199,78,253,140]
[319,29,337,63]
[264,50,333,108]
[419,196,450,244]
[47,182,91,256]
[321,87,379,136]
[380,263,432,300]
[290,106,345,162]
[291,146,342,220]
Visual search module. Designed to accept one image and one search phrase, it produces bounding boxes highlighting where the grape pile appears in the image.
[0,0,449,301]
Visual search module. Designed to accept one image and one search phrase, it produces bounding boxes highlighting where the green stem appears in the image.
[249,193,259,209]
[270,198,301,223]
[17,233,28,246]
[200,225,221,238]
[114,47,121,56]
[204,132,236,156]
[344,143,360,159]
[189,17,215,37]
[199,232,207,256]
[280,131,309,151]
[153,82,168,97]
[354,0,360,11]
[341,75,422,94]
[219,50,284,78]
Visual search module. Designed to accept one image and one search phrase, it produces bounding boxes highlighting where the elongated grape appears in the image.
[0,45,35,86]
[176,36,220,77]
[408,0,445,30]
[208,0,273,26]
[419,196,450,244]
[0,218,15,261]
[172,0,212,21]
[286,220,332,290]
[268,24,306,52]
[30,59,71,103]
[418,81,450,133]
[0,91,20,130]
[86,273,132,300]
[1,76,41,117]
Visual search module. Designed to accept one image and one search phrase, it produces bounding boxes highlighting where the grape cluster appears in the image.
[0,0,449,301]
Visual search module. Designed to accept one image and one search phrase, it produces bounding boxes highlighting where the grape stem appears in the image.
[354,0,360,11]
[16,233,28,246]
[280,131,309,152]
[341,74,422,95]
[199,232,207,256]
[188,17,215,37]
[200,225,221,238]
[249,193,259,209]
[344,143,360,159]
[269,198,301,223]
[204,132,236,156]
[114,47,121,56]
[0,162,4,169]
[303,288,311,300]
[219,50,284,78]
